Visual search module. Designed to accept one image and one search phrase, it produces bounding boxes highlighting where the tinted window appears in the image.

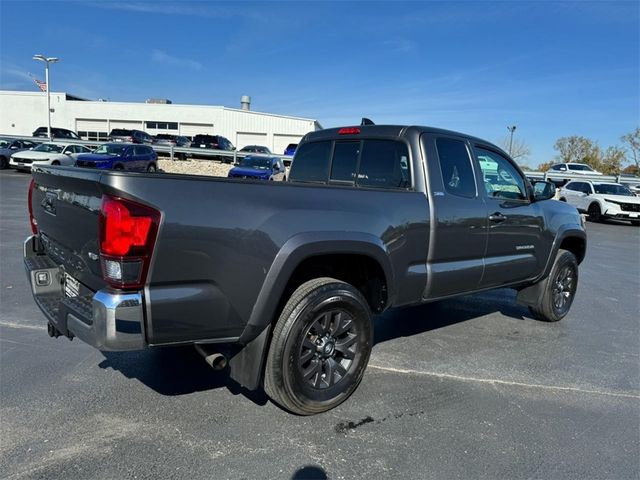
[435,138,476,197]
[568,164,593,171]
[111,129,132,136]
[565,182,578,191]
[330,141,359,182]
[475,147,527,200]
[356,140,410,189]
[289,141,331,183]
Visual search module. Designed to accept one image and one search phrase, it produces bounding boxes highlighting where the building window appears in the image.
[78,131,108,141]
[146,121,178,130]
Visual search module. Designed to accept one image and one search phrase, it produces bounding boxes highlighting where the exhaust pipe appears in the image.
[195,344,228,371]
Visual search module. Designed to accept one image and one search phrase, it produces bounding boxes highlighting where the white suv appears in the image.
[549,163,603,176]
[559,180,640,226]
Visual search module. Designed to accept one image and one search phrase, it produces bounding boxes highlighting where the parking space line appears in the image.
[0,321,46,331]
[368,364,640,400]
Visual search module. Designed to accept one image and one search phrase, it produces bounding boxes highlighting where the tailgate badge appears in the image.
[42,192,57,215]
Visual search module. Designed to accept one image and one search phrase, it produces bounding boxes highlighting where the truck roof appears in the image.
[304,124,503,152]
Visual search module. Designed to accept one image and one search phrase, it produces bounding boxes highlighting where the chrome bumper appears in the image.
[24,236,146,351]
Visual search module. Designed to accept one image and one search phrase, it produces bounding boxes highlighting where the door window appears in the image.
[435,138,476,198]
[475,147,527,200]
[357,140,410,189]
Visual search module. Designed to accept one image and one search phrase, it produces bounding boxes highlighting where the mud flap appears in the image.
[228,324,272,391]
[516,275,551,308]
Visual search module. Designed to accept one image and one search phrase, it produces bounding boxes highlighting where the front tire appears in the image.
[529,249,578,322]
[588,203,601,222]
[147,163,156,173]
[264,278,373,415]
[0,156,7,169]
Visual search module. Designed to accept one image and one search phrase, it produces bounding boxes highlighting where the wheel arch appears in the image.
[228,232,394,390]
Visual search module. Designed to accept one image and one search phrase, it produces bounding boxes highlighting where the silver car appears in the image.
[0,138,38,169]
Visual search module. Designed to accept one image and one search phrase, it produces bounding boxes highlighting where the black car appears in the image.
[32,127,81,140]
[192,134,235,163]
[239,145,272,154]
[109,129,154,145]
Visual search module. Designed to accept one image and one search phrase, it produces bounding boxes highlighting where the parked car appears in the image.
[109,129,154,145]
[153,134,191,159]
[0,138,38,169]
[228,155,286,181]
[284,143,298,156]
[558,180,640,225]
[548,163,602,175]
[620,182,640,197]
[239,145,272,154]
[75,143,157,172]
[192,134,235,162]
[32,127,82,140]
[9,143,92,171]
[24,123,586,415]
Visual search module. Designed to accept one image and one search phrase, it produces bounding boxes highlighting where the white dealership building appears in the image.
[0,90,321,153]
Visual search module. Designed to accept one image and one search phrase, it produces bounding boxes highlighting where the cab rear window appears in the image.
[290,139,411,189]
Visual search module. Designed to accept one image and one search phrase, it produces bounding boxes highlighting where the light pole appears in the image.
[507,125,517,157]
[32,54,59,140]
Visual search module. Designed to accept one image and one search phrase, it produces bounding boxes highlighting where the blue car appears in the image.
[75,143,158,172]
[284,143,298,156]
[228,155,286,181]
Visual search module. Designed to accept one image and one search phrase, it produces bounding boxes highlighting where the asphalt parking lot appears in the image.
[1,169,638,480]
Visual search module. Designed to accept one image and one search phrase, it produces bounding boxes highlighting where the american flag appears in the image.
[34,78,47,92]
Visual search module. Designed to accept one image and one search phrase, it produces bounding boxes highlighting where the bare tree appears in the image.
[621,127,640,169]
[553,136,599,164]
[499,136,531,161]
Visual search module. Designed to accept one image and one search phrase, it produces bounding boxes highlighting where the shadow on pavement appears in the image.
[374,287,530,345]
[291,465,327,480]
[98,346,268,405]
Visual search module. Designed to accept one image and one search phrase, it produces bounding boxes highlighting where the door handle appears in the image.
[489,212,507,223]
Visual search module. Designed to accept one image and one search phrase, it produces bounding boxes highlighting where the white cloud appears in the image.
[151,50,202,71]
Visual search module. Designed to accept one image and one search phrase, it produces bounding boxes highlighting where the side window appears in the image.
[63,146,73,154]
[289,141,331,183]
[435,138,476,198]
[565,183,577,191]
[581,183,592,194]
[357,140,410,189]
[330,141,359,183]
[475,147,527,200]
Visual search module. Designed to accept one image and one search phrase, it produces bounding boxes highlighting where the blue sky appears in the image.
[1,0,638,165]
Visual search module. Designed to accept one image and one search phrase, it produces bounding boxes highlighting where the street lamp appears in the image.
[32,54,59,140]
[507,125,517,157]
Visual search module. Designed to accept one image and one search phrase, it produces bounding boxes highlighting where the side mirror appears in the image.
[532,181,556,201]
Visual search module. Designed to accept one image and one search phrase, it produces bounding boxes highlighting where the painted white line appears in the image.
[0,321,46,331]
[368,364,640,400]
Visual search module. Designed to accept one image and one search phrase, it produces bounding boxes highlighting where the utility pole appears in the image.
[507,125,517,157]
[33,54,60,140]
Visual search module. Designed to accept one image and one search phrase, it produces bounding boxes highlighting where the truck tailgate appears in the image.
[30,166,106,292]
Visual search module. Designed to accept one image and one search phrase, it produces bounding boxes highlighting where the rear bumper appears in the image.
[24,235,146,351]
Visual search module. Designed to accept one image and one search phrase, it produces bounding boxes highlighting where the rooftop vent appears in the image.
[241,95,251,111]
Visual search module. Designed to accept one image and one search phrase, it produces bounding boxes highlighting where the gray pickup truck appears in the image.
[24,124,586,415]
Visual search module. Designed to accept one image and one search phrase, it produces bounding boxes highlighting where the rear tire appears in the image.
[147,163,156,173]
[264,278,373,415]
[0,156,7,169]
[114,164,124,170]
[528,249,578,322]
[587,203,601,222]
[631,220,640,227]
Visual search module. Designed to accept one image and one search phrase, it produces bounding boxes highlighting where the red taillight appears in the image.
[28,178,38,234]
[338,127,360,135]
[99,195,160,289]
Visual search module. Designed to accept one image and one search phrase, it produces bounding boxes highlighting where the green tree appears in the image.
[621,127,640,169]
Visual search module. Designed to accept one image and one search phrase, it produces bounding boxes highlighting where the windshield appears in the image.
[93,144,126,155]
[594,184,634,196]
[34,143,64,153]
[568,164,594,171]
[239,156,271,169]
[0,139,12,148]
